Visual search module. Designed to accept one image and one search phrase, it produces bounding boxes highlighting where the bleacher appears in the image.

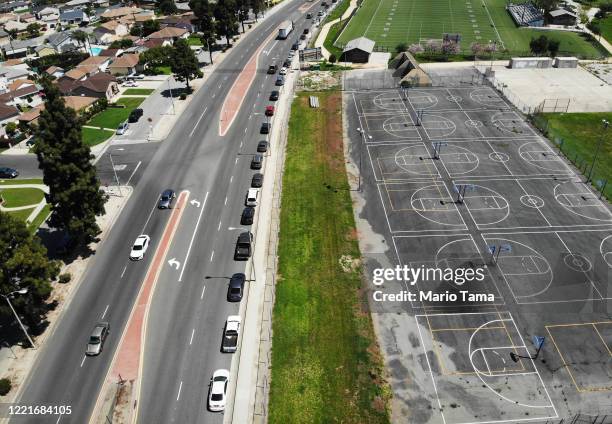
[507,2,544,27]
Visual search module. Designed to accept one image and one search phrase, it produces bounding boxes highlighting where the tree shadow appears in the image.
[36,226,95,262]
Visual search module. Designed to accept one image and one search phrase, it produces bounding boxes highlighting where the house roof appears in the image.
[64,67,87,80]
[0,84,40,103]
[39,6,59,15]
[343,37,375,53]
[109,53,138,68]
[35,43,55,52]
[60,10,88,21]
[3,58,23,66]
[142,38,166,48]
[64,95,97,110]
[99,20,121,31]
[549,8,577,18]
[100,6,142,19]
[4,20,28,31]
[0,66,29,80]
[18,104,44,122]
[45,65,64,74]
[5,36,44,51]
[47,31,72,47]
[148,26,188,39]
[78,56,109,67]
[98,48,120,57]
[0,102,19,120]
[7,78,34,91]
[66,0,89,6]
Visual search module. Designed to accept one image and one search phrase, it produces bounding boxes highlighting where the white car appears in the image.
[123,80,137,87]
[116,121,129,135]
[208,369,230,412]
[130,235,150,260]
[279,67,287,75]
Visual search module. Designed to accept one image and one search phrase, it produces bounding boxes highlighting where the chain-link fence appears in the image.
[542,414,612,424]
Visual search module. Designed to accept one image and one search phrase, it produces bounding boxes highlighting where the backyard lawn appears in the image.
[269,92,390,423]
[0,187,45,208]
[87,97,145,129]
[82,127,114,146]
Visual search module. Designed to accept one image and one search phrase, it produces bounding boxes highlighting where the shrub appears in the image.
[5,122,17,137]
[0,378,11,396]
[179,93,187,100]
[329,54,337,63]
[58,273,71,284]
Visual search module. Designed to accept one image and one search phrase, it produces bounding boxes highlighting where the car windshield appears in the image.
[231,288,241,293]
[211,393,223,401]
[133,244,142,250]
[89,336,100,344]
[161,195,169,201]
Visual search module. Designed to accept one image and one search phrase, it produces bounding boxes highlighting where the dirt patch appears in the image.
[298,71,341,91]
[339,254,361,273]
[324,93,344,171]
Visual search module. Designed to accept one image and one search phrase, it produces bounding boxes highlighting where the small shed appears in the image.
[340,37,375,63]
[548,9,577,25]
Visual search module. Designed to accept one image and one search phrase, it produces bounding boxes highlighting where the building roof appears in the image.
[18,104,44,122]
[549,8,577,18]
[39,6,59,16]
[60,10,88,21]
[100,6,142,19]
[35,43,56,52]
[64,67,87,80]
[45,65,64,74]
[0,84,40,103]
[343,37,375,53]
[108,53,138,68]
[7,78,34,91]
[66,0,90,6]
[98,48,120,57]
[148,26,188,39]
[3,58,23,66]
[0,102,19,120]
[63,95,97,110]
[46,31,72,47]
[78,56,109,67]
[99,20,122,31]
[4,36,44,52]
[0,66,29,80]
[142,38,166,48]
[4,20,28,32]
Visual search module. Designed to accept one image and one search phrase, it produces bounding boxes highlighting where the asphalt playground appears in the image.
[344,83,612,424]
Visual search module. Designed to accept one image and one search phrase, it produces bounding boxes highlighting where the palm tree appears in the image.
[6,29,18,56]
[72,30,92,54]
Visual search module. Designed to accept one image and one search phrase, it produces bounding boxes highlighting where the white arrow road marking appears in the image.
[101,304,109,319]
[190,199,201,207]
[176,381,183,401]
[168,258,181,270]
[189,106,208,137]
[179,191,209,282]
[210,250,214,262]
[200,285,206,300]
[189,328,195,345]
[80,356,86,367]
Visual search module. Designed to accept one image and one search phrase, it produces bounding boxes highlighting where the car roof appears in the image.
[135,235,148,243]
[161,189,174,195]
[213,369,230,379]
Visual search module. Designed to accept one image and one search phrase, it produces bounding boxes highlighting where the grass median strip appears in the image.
[269,92,390,423]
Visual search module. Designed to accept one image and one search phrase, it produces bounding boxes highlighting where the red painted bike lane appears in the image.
[112,190,189,382]
[219,27,280,136]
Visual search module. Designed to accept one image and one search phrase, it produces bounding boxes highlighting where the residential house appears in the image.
[98,48,120,57]
[58,72,119,100]
[41,13,59,28]
[93,20,129,44]
[139,37,172,49]
[0,102,19,133]
[37,6,59,19]
[17,103,43,126]
[0,1,30,14]
[35,44,56,57]
[63,95,97,111]
[45,65,65,78]
[107,53,138,75]
[0,30,9,46]
[0,80,43,108]
[46,31,78,53]
[62,67,88,81]
[3,20,28,34]
[76,55,111,73]
[548,9,578,26]
[147,26,189,42]
[0,66,30,85]
[100,6,142,20]
[19,13,37,23]
[176,2,191,12]
[2,36,45,58]
[159,14,196,33]
[59,9,89,26]
[65,0,90,9]
[0,13,18,25]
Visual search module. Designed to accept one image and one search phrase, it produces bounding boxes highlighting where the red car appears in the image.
[265,105,275,116]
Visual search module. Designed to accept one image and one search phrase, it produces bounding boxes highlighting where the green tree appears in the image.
[171,38,201,89]
[236,0,250,33]
[142,19,161,36]
[190,0,216,61]
[0,211,59,335]
[26,23,41,38]
[72,30,92,54]
[395,42,408,54]
[529,35,549,55]
[5,122,17,138]
[214,0,239,46]
[547,39,560,57]
[139,45,173,68]
[34,79,106,248]
[249,0,265,21]
[535,0,559,20]
[109,38,134,49]
[157,0,178,15]
[130,25,143,37]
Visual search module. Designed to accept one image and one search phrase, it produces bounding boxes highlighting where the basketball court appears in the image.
[345,84,612,423]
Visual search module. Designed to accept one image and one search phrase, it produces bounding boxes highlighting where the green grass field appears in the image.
[82,127,114,146]
[269,92,390,423]
[336,0,608,58]
[0,187,45,208]
[123,88,155,95]
[533,112,612,199]
[595,15,612,44]
[87,97,144,129]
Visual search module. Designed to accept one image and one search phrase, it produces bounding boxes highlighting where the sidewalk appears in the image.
[314,0,359,59]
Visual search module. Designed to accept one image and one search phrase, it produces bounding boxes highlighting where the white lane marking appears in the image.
[80,356,86,367]
[120,265,127,278]
[230,175,234,183]
[235,157,239,165]
[224,196,228,205]
[189,106,208,137]
[244,127,248,133]
[266,40,279,55]
[139,199,159,234]
[218,83,222,89]
[189,328,195,345]
[248,115,252,120]
[210,250,215,262]
[218,220,222,231]
[101,304,109,319]
[126,161,141,186]
[55,414,62,424]
[176,381,183,401]
[179,191,210,282]
[200,285,206,299]
[212,93,216,98]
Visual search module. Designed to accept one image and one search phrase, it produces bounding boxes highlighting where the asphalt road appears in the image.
[12,1,320,423]
[0,154,41,179]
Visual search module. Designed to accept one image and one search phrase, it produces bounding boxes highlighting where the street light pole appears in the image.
[108,150,124,197]
[204,38,213,65]
[2,289,36,349]
[586,119,609,183]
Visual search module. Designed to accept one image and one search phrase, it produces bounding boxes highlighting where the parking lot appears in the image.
[344,83,612,423]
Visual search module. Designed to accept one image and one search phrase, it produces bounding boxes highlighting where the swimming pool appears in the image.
[90,47,103,56]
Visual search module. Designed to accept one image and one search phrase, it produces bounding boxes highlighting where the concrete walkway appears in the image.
[314,0,359,59]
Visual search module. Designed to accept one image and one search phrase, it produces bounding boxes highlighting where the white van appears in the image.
[245,188,259,206]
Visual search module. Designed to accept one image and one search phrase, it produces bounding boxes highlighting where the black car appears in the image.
[267,64,277,74]
[291,42,299,50]
[128,108,143,123]
[0,167,18,178]
[260,122,270,134]
[241,206,255,225]
[234,231,253,261]
[251,154,263,170]
[227,273,246,302]
[306,12,313,18]
[275,76,285,86]
[303,28,309,34]
[251,173,264,188]
[158,189,176,209]
[283,59,291,68]
[299,33,306,40]
[269,90,280,101]
[257,141,268,152]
